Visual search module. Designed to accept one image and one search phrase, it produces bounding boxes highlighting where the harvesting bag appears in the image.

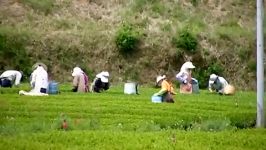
[224,84,235,95]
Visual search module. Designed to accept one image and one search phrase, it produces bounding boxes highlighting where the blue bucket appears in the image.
[151,95,162,103]
[48,81,59,94]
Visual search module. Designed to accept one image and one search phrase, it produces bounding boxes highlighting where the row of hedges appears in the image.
[0,85,258,134]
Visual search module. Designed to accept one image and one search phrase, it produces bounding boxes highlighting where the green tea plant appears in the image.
[0,84,265,149]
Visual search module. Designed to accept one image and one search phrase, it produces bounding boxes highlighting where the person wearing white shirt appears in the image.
[0,70,22,87]
[19,64,49,96]
[90,71,110,93]
[176,61,198,94]
[208,74,229,95]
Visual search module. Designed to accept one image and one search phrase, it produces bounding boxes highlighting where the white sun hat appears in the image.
[72,67,83,77]
[209,74,218,84]
[97,71,109,83]
[156,75,166,83]
[184,61,195,69]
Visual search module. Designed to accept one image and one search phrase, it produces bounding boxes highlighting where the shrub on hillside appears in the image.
[193,62,224,89]
[115,23,140,56]
[0,27,32,78]
[172,29,198,53]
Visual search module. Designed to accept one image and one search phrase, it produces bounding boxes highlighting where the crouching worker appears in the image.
[0,70,22,88]
[90,71,110,93]
[176,61,198,94]
[153,75,176,103]
[19,63,48,96]
[208,74,235,95]
[71,67,89,93]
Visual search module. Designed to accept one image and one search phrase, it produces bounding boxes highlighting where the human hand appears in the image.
[172,92,177,95]
[183,80,187,84]
[153,93,159,96]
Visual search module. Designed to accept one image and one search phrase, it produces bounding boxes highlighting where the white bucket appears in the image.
[124,82,137,94]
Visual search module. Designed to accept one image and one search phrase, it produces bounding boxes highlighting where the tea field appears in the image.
[0,84,266,149]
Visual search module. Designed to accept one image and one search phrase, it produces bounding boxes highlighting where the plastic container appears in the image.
[151,95,162,103]
[124,82,137,94]
[191,78,199,94]
[48,81,59,94]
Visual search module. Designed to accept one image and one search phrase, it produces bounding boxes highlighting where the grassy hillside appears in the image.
[0,85,266,149]
[0,0,264,89]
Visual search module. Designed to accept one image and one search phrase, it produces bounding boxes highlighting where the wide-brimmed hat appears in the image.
[96,71,109,83]
[72,67,83,77]
[209,74,218,84]
[156,75,166,83]
[32,62,47,71]
[183,62,195,69]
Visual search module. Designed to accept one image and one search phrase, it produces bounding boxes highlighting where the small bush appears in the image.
[0,26,32,77]
[172,29,198,53]
[247,59,256,72]
[191,0,198,7]
[115,23,140,55]
[193,62,224,89]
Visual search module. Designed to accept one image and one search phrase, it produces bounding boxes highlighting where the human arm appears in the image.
[153,89,167,96]
[176,72,188,84]
[14,71,22,86]
[208,80,215,92]
[30,71,36,88]
[154,81,171,96]
[72,76,79,92]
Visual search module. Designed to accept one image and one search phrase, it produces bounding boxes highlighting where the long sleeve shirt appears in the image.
[208,77,228,94]
[157,80,176,95]
[0,70,22,86]
[30,66,48,93]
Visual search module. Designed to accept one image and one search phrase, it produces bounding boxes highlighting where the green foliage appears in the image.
[194,62,224,88]
[192,119,233,131]
[237,47,252,61]
[132,0,159,12]
[0,26,32,78]
[21,0,54,14]
[1,85,265,149]
[172,29,198,53]
[216,26,252,41]
[151,2,166,16]
[115,23,140,56]
[190,0,199,7]
[247,59,256,72]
